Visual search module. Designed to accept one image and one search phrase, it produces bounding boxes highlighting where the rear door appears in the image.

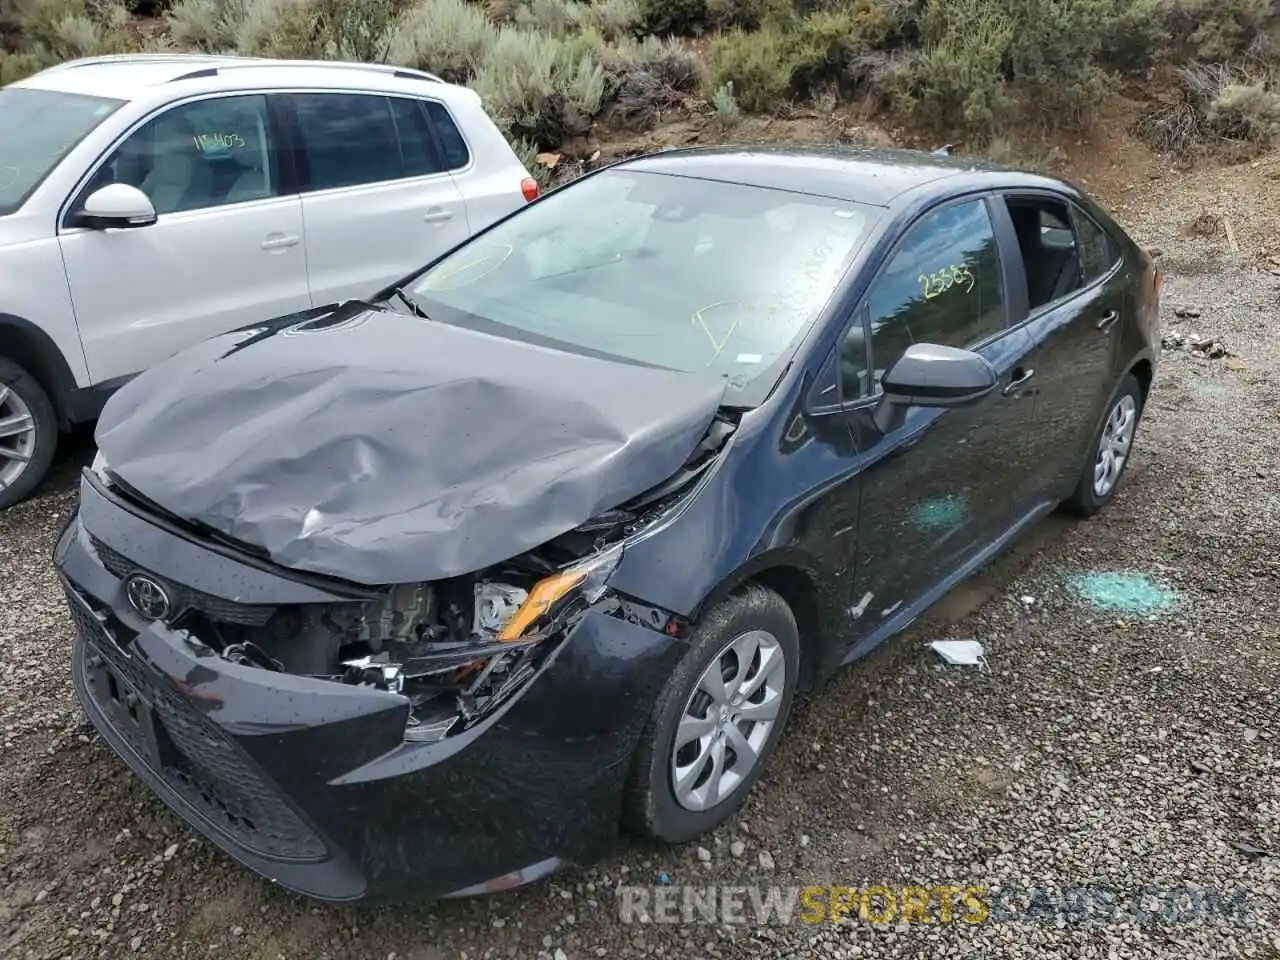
[839,195,1039,651]
[997,192,1126,499]
[58,92,311,384]
[282,91,471,305]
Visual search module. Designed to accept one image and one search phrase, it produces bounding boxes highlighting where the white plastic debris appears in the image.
[930,639,989,670]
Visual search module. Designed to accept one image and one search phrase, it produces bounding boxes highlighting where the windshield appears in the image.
[405,169,878,402]
[0,87,124,216]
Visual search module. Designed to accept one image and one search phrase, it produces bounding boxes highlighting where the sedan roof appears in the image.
[622,145,1055,208]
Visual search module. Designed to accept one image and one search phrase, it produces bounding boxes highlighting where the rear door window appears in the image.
[290,93,443,192]
[1003,195,1088,311]
[842,198,1007,400]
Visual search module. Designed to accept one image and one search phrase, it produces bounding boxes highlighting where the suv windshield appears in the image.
[406,168,877,404]
[0,87,124,216]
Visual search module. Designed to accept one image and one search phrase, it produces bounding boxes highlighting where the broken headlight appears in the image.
[402,545,625,743]
[496,544,623,642]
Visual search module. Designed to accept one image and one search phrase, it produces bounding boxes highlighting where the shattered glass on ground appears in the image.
[1065,571,1178,614]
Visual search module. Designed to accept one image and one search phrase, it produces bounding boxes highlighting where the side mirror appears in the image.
[872,342,998,433]
[74,184,157,230]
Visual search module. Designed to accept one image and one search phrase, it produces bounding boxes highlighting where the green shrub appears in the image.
[600,34,702,128]
[1133,61,1280,154]
[2,0,137,61]
[470,27,605,147]
[385,0,494,82]
[710,79,742,123]
[167,0,248,50]
[636,0,707,36]
[612,34,703,91]
[909,0,1013,131]
[234,0,322,57]
[512,0,584,37]
[637,0,784,37]
[1,48,54,82]
[581,0,640,41]
[168,0,403,60]
[787,7,875,99]
[1162,0,1278,63]
[1206,80,1280,140]
[706,24,790,112]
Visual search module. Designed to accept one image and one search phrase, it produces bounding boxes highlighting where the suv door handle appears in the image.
[1002,368,1035,396]
[261,234,299,251]
[423,209,454,224]
[1096,309,1119,331]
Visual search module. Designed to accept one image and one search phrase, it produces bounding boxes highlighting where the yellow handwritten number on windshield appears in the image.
[918,264,976,300]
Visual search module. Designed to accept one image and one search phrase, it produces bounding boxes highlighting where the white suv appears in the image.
[0,54,537,508]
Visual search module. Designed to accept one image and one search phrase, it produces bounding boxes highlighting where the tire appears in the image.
[1063,372,1143,517]
[0,357,59,511]
[623,584,800,843]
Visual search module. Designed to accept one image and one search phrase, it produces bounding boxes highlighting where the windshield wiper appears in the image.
[389,286,430,320]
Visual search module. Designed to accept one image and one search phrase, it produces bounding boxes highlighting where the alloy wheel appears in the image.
[0,383,37,494]
[1093,393,1136,498]
[670,629,787,812]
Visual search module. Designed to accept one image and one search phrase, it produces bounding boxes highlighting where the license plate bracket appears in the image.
[87,652,165,770]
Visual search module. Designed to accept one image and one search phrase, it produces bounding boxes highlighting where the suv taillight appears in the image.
[521,177,539,202]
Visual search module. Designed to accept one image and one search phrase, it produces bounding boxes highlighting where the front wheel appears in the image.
[623,584,800,843]
[0,357,58,511]
[1063,372,1143,517]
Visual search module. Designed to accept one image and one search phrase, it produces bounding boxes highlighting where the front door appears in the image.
[58,93,311,384]
[282,91,472,306]
[998,193,1126,500]
[837,195,1039,654]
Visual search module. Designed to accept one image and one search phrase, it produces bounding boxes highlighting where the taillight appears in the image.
[1154,268,1163,294]
[520,177,539,202]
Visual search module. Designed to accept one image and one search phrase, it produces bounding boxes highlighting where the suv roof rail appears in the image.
[36,53,229,75]
[168,59,444,85]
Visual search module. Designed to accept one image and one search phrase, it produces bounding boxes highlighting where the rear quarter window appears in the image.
[423,100,470,171]
[1072,206,1121,283]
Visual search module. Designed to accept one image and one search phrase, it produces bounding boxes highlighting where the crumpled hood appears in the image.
[95,303,726,585]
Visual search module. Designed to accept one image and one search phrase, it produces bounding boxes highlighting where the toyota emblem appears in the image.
[125,573,172,621]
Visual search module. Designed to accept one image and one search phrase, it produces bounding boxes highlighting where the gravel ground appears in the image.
[2,149,1278,960]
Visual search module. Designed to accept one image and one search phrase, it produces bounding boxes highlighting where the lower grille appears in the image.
[89,536,276,627]
[65,585,327,862]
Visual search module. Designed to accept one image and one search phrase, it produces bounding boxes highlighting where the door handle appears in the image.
[1096,309,1119,332]
[1002,368,1035,396]
[261,234,299,251]
[422,209,454,224]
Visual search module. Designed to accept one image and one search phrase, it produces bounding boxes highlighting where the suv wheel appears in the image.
[623,584,800,842]
[0,357,58,510]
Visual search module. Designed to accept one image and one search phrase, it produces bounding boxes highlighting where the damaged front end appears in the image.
[85,411,736,747]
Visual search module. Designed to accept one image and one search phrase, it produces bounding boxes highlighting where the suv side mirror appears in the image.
[872,342,998,433]
[74,184,157,230]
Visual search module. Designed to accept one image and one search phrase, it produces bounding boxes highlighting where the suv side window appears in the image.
[291,93,442,192]
[841,198,1006,401]
[423,100,470,170]
[1071,205,1120,283]
[84,94,280,216]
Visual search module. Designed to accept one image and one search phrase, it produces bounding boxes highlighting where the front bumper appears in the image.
[56,476,685,903]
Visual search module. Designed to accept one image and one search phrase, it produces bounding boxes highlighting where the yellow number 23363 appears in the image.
[918,264,976,300]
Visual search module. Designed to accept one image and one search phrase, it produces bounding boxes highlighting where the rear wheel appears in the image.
[0,357,58,511]
[1064,372,1142,517]
[623,584,800,842]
